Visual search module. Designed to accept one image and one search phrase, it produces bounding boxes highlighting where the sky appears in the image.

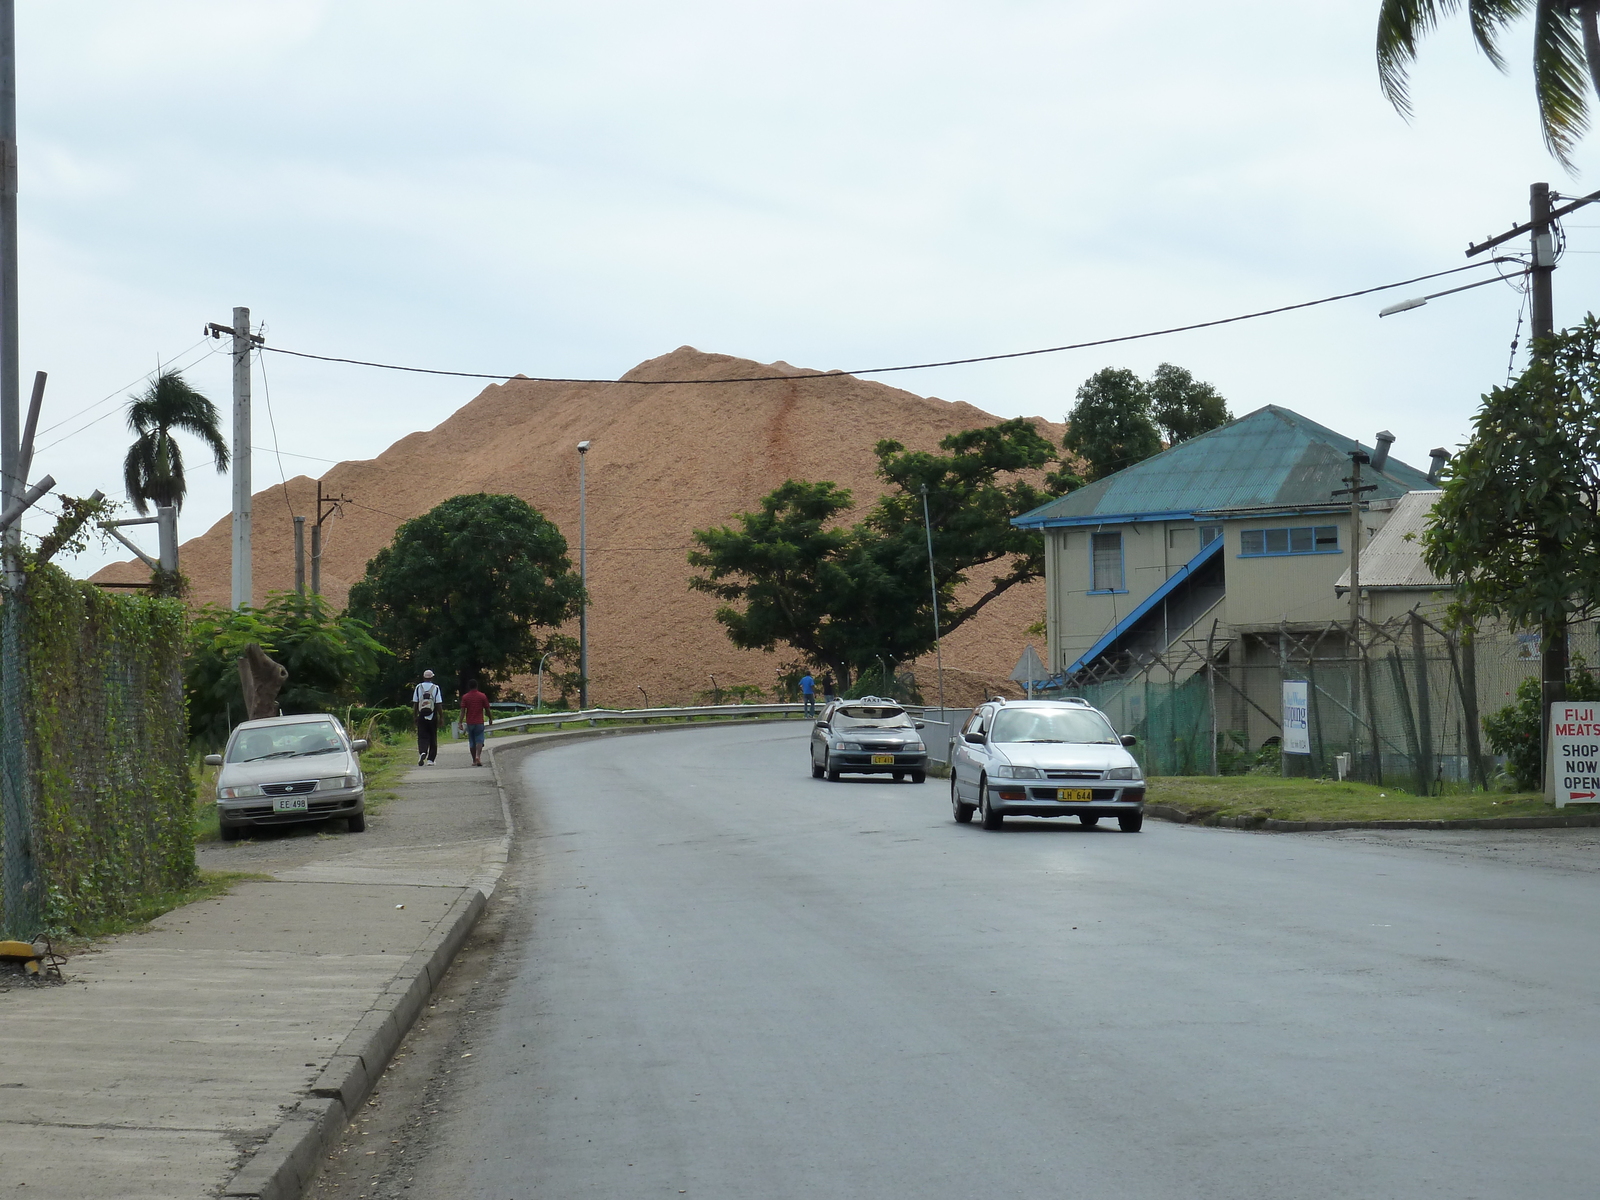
[15,1,1600,577]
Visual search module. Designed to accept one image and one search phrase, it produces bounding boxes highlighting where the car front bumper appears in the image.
[831,751,929,774]
[987,785,1144,817]
[218,787,365,828]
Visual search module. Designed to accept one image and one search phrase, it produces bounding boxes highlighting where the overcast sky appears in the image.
[17,1,1600,577]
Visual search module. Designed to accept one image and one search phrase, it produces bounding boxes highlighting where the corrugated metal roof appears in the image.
[1013,405,1436,528]
[1334,490,1447,591]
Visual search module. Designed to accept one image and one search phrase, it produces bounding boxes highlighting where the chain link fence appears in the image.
[1057,614,1592,790]
[0,567,192,937]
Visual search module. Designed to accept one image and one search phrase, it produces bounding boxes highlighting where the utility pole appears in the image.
[577,440,590,710]
[1333,450,1375,779]
[230,307,252,608]
[919,485,946,715]
[293,515,306,594]
[0,0,19,589]
[311,480,350,596]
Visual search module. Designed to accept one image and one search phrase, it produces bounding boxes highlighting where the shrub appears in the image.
[1482,667,1600,791]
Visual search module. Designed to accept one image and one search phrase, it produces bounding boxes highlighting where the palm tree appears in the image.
[1378,0,1600,167]
[122,369,230,514]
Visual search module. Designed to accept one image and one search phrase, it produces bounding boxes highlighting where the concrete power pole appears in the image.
[0,0,19,587]
[293,515,306,594]
[230,306,252,609]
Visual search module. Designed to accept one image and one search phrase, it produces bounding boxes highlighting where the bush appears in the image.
[1482,667,1600,791]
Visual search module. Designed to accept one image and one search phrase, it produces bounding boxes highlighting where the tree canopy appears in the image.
[348,493,585,703]
[1064,363,1231,481]
[122,369,229,514]
[689,418,1074,688]
[1377,0,1600,166]
[185,591,388,746]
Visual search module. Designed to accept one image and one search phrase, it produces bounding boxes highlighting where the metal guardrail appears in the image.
[481,702,811,734]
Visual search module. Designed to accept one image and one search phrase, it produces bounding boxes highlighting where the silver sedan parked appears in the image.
[205,714,368,840]
[810,697,929,783]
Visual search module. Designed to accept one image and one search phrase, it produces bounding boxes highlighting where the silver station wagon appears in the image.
[810,697,929,783]
[205,714,368,840]
[949,698,1145,831]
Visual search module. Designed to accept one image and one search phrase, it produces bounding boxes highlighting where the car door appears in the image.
[952,709,989,801]
[811,703,834,766]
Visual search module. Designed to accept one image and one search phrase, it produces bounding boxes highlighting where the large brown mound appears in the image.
[93,347,1058,706]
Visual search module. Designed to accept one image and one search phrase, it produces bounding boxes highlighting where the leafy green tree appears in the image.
[1484,668,1600,791]
[1377,0,1600,166]
[1063,368,1162,482]
[185,591,389,746]
[689,420,1073,687]
[1146,362,1232,446]
[1422,316,1600,782]
[348,493,584,703]
[122,369,229,514]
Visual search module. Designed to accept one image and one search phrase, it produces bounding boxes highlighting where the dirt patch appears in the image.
[93,347,1061,706]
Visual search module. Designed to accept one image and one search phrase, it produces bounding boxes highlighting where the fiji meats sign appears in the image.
[1550,702,1600,807]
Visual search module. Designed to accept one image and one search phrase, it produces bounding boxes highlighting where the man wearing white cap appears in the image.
[412,670,445,765]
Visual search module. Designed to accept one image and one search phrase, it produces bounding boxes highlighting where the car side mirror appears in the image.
[963,731,985,744]
[352,739,369,752]
[203,754,223,767]
[1120,734,1137,747]
[914,721,925,729]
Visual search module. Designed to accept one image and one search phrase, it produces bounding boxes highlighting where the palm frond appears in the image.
[1534,0,1590,167]
[123,435,158,515]
[1378,0,1458,116]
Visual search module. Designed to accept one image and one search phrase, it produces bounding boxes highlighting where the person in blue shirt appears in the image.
[800,672,816,716]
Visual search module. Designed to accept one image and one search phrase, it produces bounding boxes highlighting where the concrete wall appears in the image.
[1047,520,1183,672]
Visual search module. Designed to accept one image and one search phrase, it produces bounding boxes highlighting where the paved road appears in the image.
[406,723,1600,1199]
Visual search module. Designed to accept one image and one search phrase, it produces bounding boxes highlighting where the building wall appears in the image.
[1221,513,1357,629]
[1046,520,1183,673]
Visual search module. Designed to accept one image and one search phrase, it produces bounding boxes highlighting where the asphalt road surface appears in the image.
[400,722,1600,1199]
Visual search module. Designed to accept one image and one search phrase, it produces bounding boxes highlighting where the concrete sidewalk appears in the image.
[0,735,514,1200]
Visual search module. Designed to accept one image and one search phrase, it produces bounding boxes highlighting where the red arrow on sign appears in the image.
[1570,792,1596,800]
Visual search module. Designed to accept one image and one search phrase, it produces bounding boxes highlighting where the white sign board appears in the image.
[1549,701,1600,806]
[1282,681,1310,755]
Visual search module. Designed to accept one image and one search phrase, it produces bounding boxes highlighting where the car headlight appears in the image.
[992,764,1043,779]
[834,741,863,751]
[1105,766,1142,780]
[320,775,360,790]
[905,741,925,753]
[217,784,261,799]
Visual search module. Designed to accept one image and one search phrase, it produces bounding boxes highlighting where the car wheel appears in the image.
[910,770,926,784]
[811,753,824,779]
[826,754,842,782]
[347,813,367,833]
[979,779,1004,830]
[219,823,243,842]
[1079,814,1100,828]
[951,776,975,823]
[1118,812,1144,833]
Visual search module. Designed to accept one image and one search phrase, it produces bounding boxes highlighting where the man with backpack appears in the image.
[413,669,445,765]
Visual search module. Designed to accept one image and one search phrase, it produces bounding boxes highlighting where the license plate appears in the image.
[871,754,894,765]
[1056,788,1093,802]
[272,796,308,813]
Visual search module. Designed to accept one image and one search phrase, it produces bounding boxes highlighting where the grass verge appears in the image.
[1147,775,1558,823]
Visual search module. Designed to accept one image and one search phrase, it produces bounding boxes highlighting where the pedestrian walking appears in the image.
[800,671,816,717]
[413,670,444,765]
[460,678,493,767]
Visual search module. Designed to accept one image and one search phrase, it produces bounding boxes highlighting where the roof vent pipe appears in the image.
[1426,447,1450,485]
[1370,430,1394,473]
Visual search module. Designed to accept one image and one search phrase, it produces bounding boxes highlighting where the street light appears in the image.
[708,673,719,705]
[577,440,589,710]
[535,649,553,711]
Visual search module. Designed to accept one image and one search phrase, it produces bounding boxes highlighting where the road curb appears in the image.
[1145,803,1600,832]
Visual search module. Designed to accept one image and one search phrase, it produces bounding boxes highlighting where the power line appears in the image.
[255,260,1517,387]
[254,344,296,519]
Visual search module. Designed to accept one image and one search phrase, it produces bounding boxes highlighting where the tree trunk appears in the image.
[1541,614,1568,793]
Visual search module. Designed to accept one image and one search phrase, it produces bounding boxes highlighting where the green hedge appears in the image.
[9,564,194,933]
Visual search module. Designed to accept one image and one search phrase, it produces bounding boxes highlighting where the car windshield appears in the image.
[832,705,914,729]
[989,707,1119,745]
[227,721,346,762]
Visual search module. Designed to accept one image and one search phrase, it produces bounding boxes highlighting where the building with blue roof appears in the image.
[1011,405,1443,692]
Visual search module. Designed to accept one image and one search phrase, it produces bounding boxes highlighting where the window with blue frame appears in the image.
[1240,525,1340,556]
[1090,531,1125,592]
